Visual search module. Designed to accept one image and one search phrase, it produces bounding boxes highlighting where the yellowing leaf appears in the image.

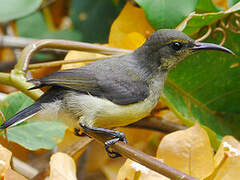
[0,144,12,177]
[214,136,240,168]
[213,156,240,180]
[62,50,105,70]
[156,123,214,179]
[4,168,28,180]
[207,136,240,180]
[117,159,169,180]
[49,152,77,180]
[108,2,154,50]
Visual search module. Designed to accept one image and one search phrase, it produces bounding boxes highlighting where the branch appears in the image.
[128,116,186,133]
[15,39,132,72]
[83,130,198,180]
[28,55,121,69]
[0,35,67,55]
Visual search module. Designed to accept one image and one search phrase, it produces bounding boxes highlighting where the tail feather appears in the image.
[0,103,41,129]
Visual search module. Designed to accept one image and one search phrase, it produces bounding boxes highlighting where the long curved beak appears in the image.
[192,42,235,55]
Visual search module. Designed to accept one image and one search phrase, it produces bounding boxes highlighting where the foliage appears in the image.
[0,0,239,179]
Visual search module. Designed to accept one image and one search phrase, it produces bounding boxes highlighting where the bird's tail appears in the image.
[0,102,42,129]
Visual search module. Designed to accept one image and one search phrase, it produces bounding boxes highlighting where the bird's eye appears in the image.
[171,42,183,51]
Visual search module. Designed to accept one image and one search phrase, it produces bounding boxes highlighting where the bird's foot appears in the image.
[80,124,127,158]
[104,131,127,158]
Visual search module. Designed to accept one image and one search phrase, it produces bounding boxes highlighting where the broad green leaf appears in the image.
[196,0,220,12]
[228,0,240,7]
[178,2,240,35]
[17,12,82,41]
[0,92,67,150]
[0,0,42,22]
[7,121,67,150]
[162,30,240,141]
[136,0,198,29]
[70,0,124,43]
[0,92,34,121]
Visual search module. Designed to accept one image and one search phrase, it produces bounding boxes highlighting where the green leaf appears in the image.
[70,0,124,43]
[228,0,240,7]
[178,2,240,35]
[17,12,82,41]
[136,0,198,29]
[0,92,67,150]
[196,0,220,12]
[0,92,34,121]
[0,0,42,22]
[162,30,240,142]
[7,121,67,150]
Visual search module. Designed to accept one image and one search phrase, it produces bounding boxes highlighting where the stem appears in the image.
[0,72,12,86]
[29,55,121,69]
[15,39,132,72]
[128,116,186,133]
[83,131,198,180]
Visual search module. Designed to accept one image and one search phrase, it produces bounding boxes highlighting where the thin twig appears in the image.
[15,39,132,73]
[128,116,186,133]
[83,130,198,180]
[0,35,67,55]
[28,55,120,69]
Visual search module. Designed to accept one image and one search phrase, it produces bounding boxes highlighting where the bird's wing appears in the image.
[29,66,149,105]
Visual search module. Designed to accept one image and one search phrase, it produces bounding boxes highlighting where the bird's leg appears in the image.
[80,123,127,158]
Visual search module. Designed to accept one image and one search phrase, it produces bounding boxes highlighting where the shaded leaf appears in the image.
[156,123,214,179]
[136,0,198,29]
[17,12,82,41]
[70,0,124,43]
[0,0,42,22]
[162,30,240,141]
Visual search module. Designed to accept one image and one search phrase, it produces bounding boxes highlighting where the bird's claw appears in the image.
[104,131,127,158]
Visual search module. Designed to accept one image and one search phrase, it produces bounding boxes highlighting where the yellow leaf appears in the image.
[156,122,214,179]
[61,50,105,70]
[108,2,154,50]
[117,159,169,180]
[207,136,240,180]
[214,136,240,168]
[213,156,240,180]
[0,144,12,177]
[4,168,28,180]
[49,152,77,180]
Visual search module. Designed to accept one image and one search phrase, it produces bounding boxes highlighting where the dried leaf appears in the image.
[156,123,214,179]
[4,168,28,180]
[214,136,240,168]
[49,152,77,180]
[206,136,240,180]
[117,159,169,180]
[108,2,154,50]
[0,144,12,177]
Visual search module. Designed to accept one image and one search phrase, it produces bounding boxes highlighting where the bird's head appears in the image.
[135,29,234,71]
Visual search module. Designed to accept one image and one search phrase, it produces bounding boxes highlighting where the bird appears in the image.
[0,29,234,158]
